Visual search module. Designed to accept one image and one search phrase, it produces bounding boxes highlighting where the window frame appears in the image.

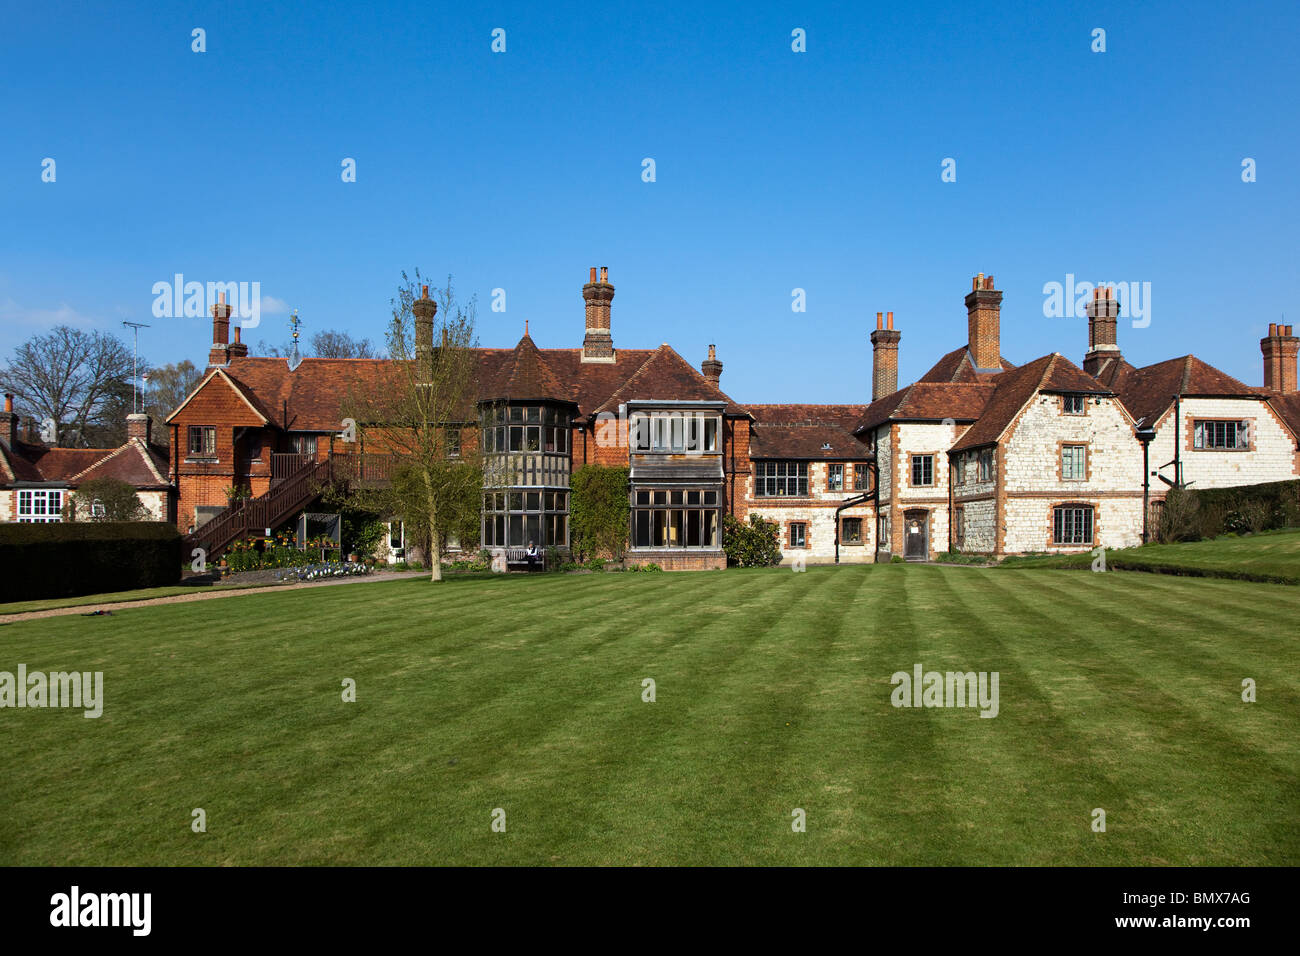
[1061,394,1087,415]
[1192,419,1251,451]
[840,516,863,545]
[827,463,844,492]
[187,425,216,457]
[1061,443,1088,481]
[1052,504,1094,546]
[788,522,807,549]
[910,454,935,487]
[754,461,809,498]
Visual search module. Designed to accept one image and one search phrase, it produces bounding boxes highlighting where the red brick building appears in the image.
[164,268,1300,568]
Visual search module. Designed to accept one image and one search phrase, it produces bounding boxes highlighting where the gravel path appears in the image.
[0,570,429,624]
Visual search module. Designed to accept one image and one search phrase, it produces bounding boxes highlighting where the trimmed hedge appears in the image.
[0,522,182,603]
[1165,480,1300,541]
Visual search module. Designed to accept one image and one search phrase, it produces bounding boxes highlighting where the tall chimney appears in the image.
[1,393,16,447]
[126,412,152,444]
[581,266,616,363]
[414,284,437,374]
[208,292,232,366]
[1261,322,1298,393]
[964,273,1002,371]
[701,344,723,386]
[1083,286,1121,377]
[870,311,902,401]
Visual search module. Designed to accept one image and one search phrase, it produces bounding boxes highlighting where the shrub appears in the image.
[545,546,563,571]
[629,562,663,572]
[588,556,607,572]
[0,523,181,602]
[570,465,630,561]
[64,477,150,522]
[890,554,905,564]
[721,514,781,568]
[1158,487,1201,543]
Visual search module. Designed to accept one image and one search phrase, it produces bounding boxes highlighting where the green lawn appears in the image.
[1002,528,1300,584]
[2,565,1296,865]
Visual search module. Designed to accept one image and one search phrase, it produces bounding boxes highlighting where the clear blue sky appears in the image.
[2,0,1297,403]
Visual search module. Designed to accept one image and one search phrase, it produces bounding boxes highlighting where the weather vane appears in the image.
[288,310,304,371]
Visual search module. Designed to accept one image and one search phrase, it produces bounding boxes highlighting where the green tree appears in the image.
[65,477,150,522]
[722,513,782,567]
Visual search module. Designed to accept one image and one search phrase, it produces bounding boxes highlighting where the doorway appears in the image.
[903,509,929,561]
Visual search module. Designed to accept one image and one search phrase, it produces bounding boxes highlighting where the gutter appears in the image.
[834,452,878,564]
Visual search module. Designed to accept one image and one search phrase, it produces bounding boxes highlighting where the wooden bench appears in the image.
[504,547,545,572]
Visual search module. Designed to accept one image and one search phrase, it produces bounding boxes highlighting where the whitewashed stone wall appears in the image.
[748,460,876,564]
[1146,397,1298,490]
[959,498,997,552]
[891,421,958,555]
[999,392,1143,552]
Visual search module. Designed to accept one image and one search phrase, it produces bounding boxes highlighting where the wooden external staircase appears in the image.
[185,455,334,561]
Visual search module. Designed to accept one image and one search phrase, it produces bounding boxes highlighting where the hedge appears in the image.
[0,522,182,603]
[1163,480,1300,541]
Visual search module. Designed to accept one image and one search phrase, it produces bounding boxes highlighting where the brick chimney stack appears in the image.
[964,273,1002,371]
[870,311,902,401]
[227,324,249,360]
[414,284,437,372]
[581,266,616,363]
[209,292,233,367]
[127,412,152,444]
[1,394,16,447]
[1261,322,1298,393]
[701,344,723,386]
[1083,286,1121,377]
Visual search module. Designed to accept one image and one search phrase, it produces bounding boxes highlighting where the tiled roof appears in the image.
[0,439,170,489]
[748,404,871,459]
[949,353,1105,453]
[1266,393,1300,443]
[205,340,745,432]
[918,345,1018,384]
[854,382,996,435]
[1111,355,1261,427]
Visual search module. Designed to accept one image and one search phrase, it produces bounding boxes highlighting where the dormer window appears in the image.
[631,412,720,453]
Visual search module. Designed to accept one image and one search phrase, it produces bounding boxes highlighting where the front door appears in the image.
[903,510,929,561]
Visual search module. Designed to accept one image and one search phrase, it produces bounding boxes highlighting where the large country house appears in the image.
[156,269,1300,568]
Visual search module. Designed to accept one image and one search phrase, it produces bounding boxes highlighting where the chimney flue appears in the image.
[1261,322,1298,394]
[209,291,233,367]
[701,343,723,386]
[414,286,438,375]
[1,393,15,447]
[870,312,902,401]
[581,265,615,363]
[964,273,1002,371]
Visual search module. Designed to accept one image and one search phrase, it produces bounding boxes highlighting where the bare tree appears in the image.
[143,360,204,447]
[311,330,375,358]
[339,272,483,582]
[0,326,137,447]
[256,329,374,359]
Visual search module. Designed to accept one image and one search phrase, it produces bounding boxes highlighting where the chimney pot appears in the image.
[421,285,429,299]
[1270,322,1278,336]
[887,311,894,330]
[589,267,597,283]
[600,266,608,283]
[3,394,11,413]
[876,312,883,330]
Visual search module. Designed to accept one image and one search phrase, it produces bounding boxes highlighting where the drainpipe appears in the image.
[947,452,955,553]
[1172,394,1182,488]
[834,490,872,564]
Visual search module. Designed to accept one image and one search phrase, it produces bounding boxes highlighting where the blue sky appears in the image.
[2,0,1297,403]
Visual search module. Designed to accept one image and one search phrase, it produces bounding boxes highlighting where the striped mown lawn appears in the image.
[1,565,1296,865]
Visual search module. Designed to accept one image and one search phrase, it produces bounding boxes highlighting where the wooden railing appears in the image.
[186,456,333,560]
[271,452,313,484]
